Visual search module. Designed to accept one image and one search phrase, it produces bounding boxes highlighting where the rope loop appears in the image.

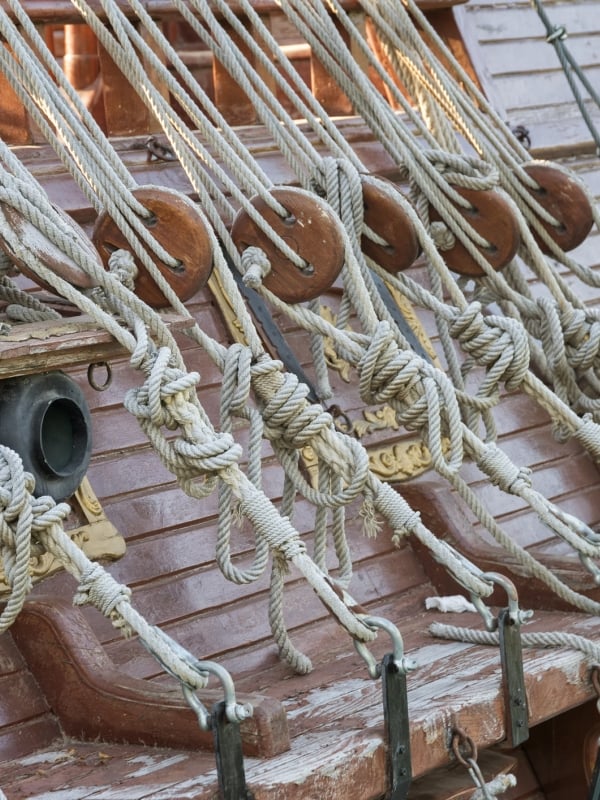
[221,342,253,421]
[241,245,271,289]
[107,248,138,291]
[430,219,456,250]
[424,150,499,193]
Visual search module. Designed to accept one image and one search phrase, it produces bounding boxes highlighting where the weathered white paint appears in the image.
[126,754,189,778]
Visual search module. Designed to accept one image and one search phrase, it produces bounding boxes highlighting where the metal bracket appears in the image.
[354,616,416,800]
[381,652,412,800]
[482,573,530,747]
[210,700,255,800]
[140,625,255,800]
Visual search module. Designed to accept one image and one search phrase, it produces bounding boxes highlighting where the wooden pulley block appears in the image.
[429,186,521,277]
[361,177,421,274]
[92,185,213,308]
[230,187,345,302]
[0,201,98,292]
[521,161,594,254]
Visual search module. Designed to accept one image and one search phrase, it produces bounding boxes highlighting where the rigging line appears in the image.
[313,0,600,410]
[530,0,600,155]
[366,0,600,265]
[10,0,600,604]
[0,4,502,608]
[71,1,600,512]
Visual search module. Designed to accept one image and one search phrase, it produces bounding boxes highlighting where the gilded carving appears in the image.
[320,304,353,383]
[0,477,126,598]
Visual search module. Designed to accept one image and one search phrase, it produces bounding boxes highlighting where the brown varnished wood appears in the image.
[0,0,469,25]
[213,22,257,126]
[521,162,595,254]
[0,202,99,291]
[96,40,161,137]
[361,176,421,273]
[231,187,346,301]
[0,66,34,144]
[11,596,290,758]
[429,186,521,276]
[63,24,99,89]
[93,185,213,307]
[0,634,60,761]
[523,699,598,799]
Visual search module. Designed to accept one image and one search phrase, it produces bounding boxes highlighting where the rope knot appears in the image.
[174,433,242,474]
[108,248,138,291]
[252,361,333,450]
[424,150,499,190]
[450,302,530,390]
[73,563,132,622]
[358,322,418,406]
[559,305,600,372]
[126,347,200,429]
[241,246,271,289]
[30,496,70,533]
[430,220,456,251]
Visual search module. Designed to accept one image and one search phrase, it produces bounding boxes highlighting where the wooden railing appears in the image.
[0,0,475,141]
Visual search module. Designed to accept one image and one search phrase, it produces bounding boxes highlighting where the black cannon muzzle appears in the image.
[0,371,92,501]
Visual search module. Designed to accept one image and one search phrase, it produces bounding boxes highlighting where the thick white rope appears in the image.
[430,621,600,664]
[282,0,600,414]
[0,163,382,673]
[7,3,600,636]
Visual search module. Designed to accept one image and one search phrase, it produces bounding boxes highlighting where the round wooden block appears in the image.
[230,187,345,302]
[361,177,421,274]
[92,185,213,308]
[0,201,99,291]
[521,162,594,254]
[429,186,520,276]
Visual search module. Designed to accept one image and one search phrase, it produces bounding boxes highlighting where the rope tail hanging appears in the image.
[48,0,600,609]
[0,3,508,671]
[5,0,600,660]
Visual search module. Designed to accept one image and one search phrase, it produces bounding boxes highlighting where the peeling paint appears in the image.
[126,754,189,778]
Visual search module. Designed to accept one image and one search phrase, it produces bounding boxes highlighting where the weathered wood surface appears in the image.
[455,0,600,157]
[0,145,599,797]
[1,3,600,798]
[1,603,599,797]
[0,313,192,378]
